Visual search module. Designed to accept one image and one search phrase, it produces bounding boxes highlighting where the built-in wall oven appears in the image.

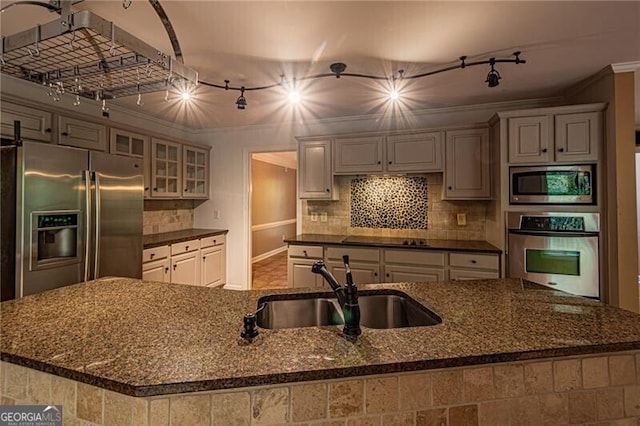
[507,212,600,298]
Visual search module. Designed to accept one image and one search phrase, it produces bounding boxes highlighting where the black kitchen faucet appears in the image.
[311,255,361,341]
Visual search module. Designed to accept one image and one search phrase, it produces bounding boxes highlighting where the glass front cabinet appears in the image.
[182,145,209,198]
[151,138,182,198]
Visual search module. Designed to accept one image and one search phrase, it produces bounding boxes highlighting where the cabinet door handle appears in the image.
[164,267,169,273]
[326,188,330,192]
[541,148,548,153]
[448,186,453,190]
[388,161,392,165]
[303,250,308,257]
[558,148,565,153]
[173,264,177,271]
[377,161,381,164]
[45,128,52,133]
[374,272,378,277]
[202,257,206,261]
[144,187,149,191]
[386,273,390,277]
[185,188,189,192]
[61,132,69,136]
[150,253,155,259]
[471,260,477,264]
[153,187,158,191]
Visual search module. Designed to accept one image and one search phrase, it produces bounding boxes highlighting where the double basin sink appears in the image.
[256,289,441,330]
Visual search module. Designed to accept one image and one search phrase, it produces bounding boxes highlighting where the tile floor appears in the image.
[251,251,288,290]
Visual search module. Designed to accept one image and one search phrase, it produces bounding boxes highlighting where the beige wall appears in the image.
[303,174,488,240]
[567,68,639,313]
[251,159,297,259]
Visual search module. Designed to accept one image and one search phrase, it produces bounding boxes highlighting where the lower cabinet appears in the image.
[287,243,501,287]
[142,258,170,282]
[142,234,227,287]
[448,252,500,280]
[201,235,226,287]
[287,245,324,288]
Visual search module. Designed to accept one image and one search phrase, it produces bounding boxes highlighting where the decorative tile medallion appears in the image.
[350,177,428,229]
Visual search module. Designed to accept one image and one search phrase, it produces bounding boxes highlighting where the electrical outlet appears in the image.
[311,212,318,222]
[320,212,328,222]
[456,213,467,226]
[213,210,220,220]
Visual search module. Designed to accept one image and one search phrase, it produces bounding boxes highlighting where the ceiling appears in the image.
[1,1,639,130]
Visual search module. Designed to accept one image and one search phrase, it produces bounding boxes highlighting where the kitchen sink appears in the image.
[256,289,441,329]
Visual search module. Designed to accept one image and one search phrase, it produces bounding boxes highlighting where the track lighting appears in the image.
[485,58,501,88]
[236,86,247,110]
[200,52,526,110]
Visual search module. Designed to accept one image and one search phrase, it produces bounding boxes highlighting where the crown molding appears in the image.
[611,61,640,73]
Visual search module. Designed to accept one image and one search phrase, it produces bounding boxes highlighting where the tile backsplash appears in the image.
[303,174,487,240]
[143,200,195,235]
[350,176,428,229]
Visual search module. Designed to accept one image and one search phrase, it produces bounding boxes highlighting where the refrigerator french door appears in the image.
[2,141,143,299]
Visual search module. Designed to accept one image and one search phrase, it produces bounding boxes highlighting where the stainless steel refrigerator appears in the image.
[1,139,143,300]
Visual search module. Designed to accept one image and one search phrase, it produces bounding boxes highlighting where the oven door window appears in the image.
[525,249,580,276]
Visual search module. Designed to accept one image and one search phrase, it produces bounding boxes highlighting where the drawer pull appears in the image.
[185,245,189,251]
[541,148,548,153]
[213,240,216,244]
[558,148,565,153]
[471,259,477,264]
[150,253,155,259]
[303,250,307,256]
[61,131,69,136]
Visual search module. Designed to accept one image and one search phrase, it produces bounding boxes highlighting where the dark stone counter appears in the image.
[284,234,502,253]
[143,228,228,249]
[2,277,639,397]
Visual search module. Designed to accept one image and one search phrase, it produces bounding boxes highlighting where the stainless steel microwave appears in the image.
[510,165,594,204]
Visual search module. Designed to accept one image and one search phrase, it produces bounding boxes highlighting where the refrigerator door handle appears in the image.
[94,172,101,278]
[83,170,92,282]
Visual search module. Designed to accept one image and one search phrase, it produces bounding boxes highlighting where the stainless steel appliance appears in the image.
[1,138,143,300]
[510,165,594,204]
[507,212,599,298]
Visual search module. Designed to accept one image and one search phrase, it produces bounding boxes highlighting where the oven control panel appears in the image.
[520,216,585,232]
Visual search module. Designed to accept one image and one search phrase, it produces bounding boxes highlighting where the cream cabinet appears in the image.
[334,136,384,174]
[151,138,182,198]
[171,250,200,285]
[444,127,491,199]
[325,246,381,285]
[448,252,500,280]
[298,138,336,200]
[334,132,444,174]
[0,102,52,142]
[58,116,107,151]
[201,235,226,287]
[383,249,446,282]
[386,132,443,172]
[287,245,325,288]
[142,245,171,282]
[182,145,209,198]
[110,128,151,198]
[507,111,601,164]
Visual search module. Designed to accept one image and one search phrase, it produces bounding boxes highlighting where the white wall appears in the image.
[193,98,559,290]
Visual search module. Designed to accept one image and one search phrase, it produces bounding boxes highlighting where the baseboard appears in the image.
[252,245,288,263]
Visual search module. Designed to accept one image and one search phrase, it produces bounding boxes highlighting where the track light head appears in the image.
[485,58,501,88]
[236,87,247,110]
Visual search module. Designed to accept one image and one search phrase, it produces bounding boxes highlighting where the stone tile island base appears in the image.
[2,350,640,426]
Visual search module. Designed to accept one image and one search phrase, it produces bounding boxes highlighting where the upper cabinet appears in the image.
[182,145,209,198]
[444,127,491,200]
[151,138,182,198]
[334,136,384,174]
[0,102,52,142]
[58,116,107,151]
[110,128,151,198]
[298,138,336,200]
[386,132,443,172]
[506,108,602,165]
[334,132,443,174]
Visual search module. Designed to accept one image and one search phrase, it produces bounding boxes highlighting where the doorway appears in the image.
[250,151,297,289]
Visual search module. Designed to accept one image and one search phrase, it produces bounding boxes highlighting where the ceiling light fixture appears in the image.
[200,52,526,110]
[236,86,247,110]
[485,58,502,88]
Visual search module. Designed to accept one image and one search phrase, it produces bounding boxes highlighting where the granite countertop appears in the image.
[284,233,502,253]
[2,278,640,397]
[143,228,228,249]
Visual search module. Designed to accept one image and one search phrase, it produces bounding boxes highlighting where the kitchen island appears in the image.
[1,278,639,425]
